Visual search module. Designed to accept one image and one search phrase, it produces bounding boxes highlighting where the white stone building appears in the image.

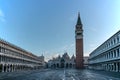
[84,56,89,68]
[89,30,120,72]
[0,38,44,72]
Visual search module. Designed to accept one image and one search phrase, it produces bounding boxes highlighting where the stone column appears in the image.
[5,65,7,72]
[113,63,115,72]
[13,65,15,72]
[111,63,113,71]
[110,63,113,71]
[8,64,10,72]
[1,56,2,62]
[107,64,109,71]
[116,62,118,72]
[113,51,114,58]
[14,65,16,72]
[105,64,107,70]
[109,64,111,71]
[117,62,119,72]
[104,64,106,70]
[11,65,13,72]
[110,52,112,59]
[108,64,110,71]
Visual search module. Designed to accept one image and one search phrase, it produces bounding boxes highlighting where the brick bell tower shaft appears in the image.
[75,12,84,69]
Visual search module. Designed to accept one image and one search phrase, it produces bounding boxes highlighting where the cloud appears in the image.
[44,42,96,61]
[84,52,90,56]
[88,44,96,52]
[84,44,97,56]
[0,9,5,22]
[55,43,75,57]
[61,43,75,52]
[42,51,51,61]
[90,28,97,32]
[52,53,59,58]
[0,9,4,17]
[43,43,75,62]
[69,13,77,22]
[43,51,59,62]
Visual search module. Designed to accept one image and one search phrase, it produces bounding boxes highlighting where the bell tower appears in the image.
[75,12,84,69]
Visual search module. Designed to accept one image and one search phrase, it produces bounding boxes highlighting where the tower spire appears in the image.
[77,12,82,25]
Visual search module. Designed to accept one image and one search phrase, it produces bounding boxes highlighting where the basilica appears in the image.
[47,52,75,68]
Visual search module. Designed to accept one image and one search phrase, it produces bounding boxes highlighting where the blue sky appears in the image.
[0,0,120,61]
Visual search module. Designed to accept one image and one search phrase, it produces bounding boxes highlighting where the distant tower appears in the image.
[75,12,84,69]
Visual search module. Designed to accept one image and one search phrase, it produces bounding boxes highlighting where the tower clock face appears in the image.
[76,30,83,39]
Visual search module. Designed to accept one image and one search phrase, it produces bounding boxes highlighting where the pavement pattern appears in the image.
[0,69,120,80]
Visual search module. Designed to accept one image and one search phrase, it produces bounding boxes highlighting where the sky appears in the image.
[0,0,120,61]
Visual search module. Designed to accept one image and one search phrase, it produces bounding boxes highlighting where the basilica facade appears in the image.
[47,52,75,68]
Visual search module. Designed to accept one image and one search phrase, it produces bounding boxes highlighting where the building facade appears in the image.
[0,38,43,72]
[75,12,84,69]
[89,30,120,72]
[38,55,45,68]
[84,56,89,68]
[47,52,75,68]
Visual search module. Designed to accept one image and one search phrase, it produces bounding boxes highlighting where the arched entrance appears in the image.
[66,63,68,68]
[0,64,2,72]
[61,63,64,68]
[61,58,65,68]
[57,63,59,68]
[53,64,56,68]
[4,64,7,72]
[69,63,72,68]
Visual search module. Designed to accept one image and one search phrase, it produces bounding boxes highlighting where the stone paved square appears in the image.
[0,69,120,80]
